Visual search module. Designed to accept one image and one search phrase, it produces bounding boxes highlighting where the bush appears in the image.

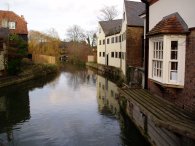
[7,58,21,75]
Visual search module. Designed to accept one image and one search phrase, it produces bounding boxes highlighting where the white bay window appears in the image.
[149,35,186,88]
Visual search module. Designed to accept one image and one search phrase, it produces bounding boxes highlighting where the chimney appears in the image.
[21,15,25,20]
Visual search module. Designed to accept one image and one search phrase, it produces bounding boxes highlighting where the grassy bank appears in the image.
[0,63,59,88]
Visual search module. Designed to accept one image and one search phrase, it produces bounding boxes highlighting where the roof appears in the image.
[148,12,189,36]
[124,0,145,26]
[0,10,28,35]
[99,19,122,36]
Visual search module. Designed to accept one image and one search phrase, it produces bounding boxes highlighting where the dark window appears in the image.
[119,52,121,58]
[99,52,101,57]
[99,40,101,45]
[115,36,118,43]
[171,41,178,60]
[107,38,110,44]
[119,36,121,42]
[111,52,114,58]
[112,37,114,43]
[115,52,118,58]
[103,39,105,45]
[103,52,105,57]
[123,12,125,20]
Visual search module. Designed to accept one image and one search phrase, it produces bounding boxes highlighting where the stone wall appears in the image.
[126,27,144,67]
[148,29,195,113]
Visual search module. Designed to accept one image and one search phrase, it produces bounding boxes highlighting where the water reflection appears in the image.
[96,75,150,146]
[0,74,58,144]
[0,66,150,146]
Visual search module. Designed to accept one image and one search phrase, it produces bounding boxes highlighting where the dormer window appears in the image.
[9,22,16,29]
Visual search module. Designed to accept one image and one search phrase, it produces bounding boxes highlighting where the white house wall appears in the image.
[120,3,128,76]
[97,24,106,65]
[149,0,195,30]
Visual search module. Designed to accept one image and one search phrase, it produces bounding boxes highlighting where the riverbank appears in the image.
[0,64,59,88]
[86,62,124,83]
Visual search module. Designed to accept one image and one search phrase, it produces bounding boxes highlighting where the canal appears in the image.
[0,65,150,146]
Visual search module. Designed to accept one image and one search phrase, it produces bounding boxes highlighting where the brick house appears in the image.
[97,1,145,78]
[141,0,195,113]
[0,28,9,75]
[0,10,28,41]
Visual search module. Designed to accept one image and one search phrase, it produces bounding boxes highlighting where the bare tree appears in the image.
[98,5,118,21]
[85,31,97,48]
[66,25,86,42]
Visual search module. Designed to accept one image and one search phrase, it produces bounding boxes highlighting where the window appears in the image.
[115,36,118,43]
[103,52,105,57]
[115,52,118,58]
[9,22,16,29]
[119,35,121,42]
[2,19,8,28]
[152,41,163,78]
[123,12,125,20]
[170,41,178,81]
[149,35,186,87]
[119,52,121,58]
[107,38,110,44]
[111,52,114,58]
[99,40,101,45]
[103,39,105,45]
[99,52,101,57]
[111,37,114,43]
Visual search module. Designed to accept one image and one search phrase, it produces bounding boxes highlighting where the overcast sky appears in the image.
[0,0,140,40]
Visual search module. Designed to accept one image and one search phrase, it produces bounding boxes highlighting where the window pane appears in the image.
[170,71,178,81]
[171,51,178,60]
[171,41,178,50]
[171,62,178,70]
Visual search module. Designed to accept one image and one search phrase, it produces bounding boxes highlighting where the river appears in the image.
[0,65,150,146]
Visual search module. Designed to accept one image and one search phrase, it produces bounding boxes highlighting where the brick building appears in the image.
[0,10,28,41]
[141,0,195,113]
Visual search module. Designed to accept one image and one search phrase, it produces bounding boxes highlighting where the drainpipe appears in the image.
[141,0,149,89]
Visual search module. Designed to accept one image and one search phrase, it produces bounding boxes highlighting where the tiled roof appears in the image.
[99,19,122,36]
[148,12,189,36]
[124,0,145,26]
[0,10,28,35]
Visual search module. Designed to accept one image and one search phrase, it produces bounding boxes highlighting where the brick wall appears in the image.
[148,29,195,113]
[126,27,144,67]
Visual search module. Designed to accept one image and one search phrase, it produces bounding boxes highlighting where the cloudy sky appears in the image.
[0,0,140,40]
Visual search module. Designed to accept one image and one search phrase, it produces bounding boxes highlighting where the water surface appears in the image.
[0,66,149,146]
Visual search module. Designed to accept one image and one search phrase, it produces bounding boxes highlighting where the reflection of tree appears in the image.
[0,73,58,143]
[62,64,95,90]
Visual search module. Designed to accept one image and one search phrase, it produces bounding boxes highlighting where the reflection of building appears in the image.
[0,89,30,142]
[96,75,120,115]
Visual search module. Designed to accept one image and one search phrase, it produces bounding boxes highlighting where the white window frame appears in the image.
[149,35,186,88]
[9,22,16,29]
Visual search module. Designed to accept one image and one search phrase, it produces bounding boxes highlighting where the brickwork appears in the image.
[148,29,195,113]
[126,27,144,67]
